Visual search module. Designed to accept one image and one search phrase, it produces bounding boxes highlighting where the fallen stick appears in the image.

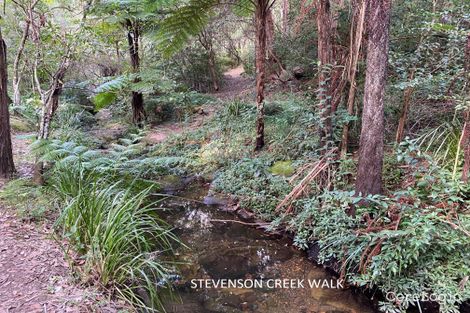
[210,219,271,226]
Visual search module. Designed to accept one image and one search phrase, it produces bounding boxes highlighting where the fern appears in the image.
[155,0,219,56]
[31,128,194,179]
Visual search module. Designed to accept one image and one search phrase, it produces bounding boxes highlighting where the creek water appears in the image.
[156,179,377,313]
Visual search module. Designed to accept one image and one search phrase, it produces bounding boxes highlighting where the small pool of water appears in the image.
[156,180,377,313]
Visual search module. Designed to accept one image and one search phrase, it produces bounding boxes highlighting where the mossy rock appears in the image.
[269,161,294,176]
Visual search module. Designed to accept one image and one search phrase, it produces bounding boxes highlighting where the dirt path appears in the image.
[143,66,253,145]
[214,65,253,100]
[0,134,124,313]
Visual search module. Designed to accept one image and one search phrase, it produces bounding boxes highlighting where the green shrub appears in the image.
[50,163,179,311]
[288,143,470,313]
[213,157,291,219]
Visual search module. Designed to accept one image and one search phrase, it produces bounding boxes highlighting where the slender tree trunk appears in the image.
[316,0,333,152]
[461,34,470,182]
[340,0,366,157]
[255,0,269,151]
[355,0,392,196]
[13,21,30,106]
[395,69,416,143]
[294,0,316,35]
[266,8,275,57]
[208,49,219,91]
[0,30,15,178]
[34,56,68,185]
[198,31,219,92]
[126,19,145,127]
[281,0,289,34]
[34,86,63,185]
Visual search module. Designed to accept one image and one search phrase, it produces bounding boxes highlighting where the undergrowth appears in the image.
[49,163,179,311]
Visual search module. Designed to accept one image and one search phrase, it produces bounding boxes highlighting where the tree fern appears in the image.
[155,0,219,57]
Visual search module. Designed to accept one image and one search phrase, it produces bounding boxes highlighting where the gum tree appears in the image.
[0,26,15,178]
[355,0,392,195]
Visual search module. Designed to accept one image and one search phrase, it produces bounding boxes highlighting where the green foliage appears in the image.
[51,102,97,146]
[169,44,223,92]
[50,163,179,311]
[269,160,295,176]
[288,143,470,313]
[415,121,463,173]
[145,91,213,122]
[155,0,218,56]
[150,94,318,177]
[93,91,117,109]
[0,179,52,222]
[10,116,35,132]
[213,157,291,219]
[31,128,196,179]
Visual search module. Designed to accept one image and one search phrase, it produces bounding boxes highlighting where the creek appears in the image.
[156,178,377,313]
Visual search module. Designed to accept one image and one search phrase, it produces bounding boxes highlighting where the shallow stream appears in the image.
[156,179,377,313]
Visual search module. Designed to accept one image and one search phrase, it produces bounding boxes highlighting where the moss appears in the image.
[269,160,295,176]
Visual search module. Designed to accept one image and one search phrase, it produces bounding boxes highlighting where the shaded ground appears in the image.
[0,133,125,313]
[215,66,254,100]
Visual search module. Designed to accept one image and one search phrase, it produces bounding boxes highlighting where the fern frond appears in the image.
[155,0,219,57]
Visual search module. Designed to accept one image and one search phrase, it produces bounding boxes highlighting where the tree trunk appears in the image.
[281,0,289,34]
[208,50,219,91]
[126,20,145,127]
[198,31,219,92]
[355,0,392,196]
[461,34,470,182]
[13,21,30,106]
[340,0,366,157]
[395,69,416,143]
[38,69,66,140]
[0,31,15,178]
[316,0,333,152]
[255,0,269,151]
[34,59,68,185]
[34,86,63,185]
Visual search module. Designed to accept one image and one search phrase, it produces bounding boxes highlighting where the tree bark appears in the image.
[355,0,392,196]
[461,34,470,182]
[340,0,366,157]
[12,21,30,106]
[395,69,416,143]
[198,30,219,92]
[316,0,333,152]
[126,19,146,127]
[0,30,15,178]
[33,53,69,185]
[208,50,219,91]
[255,0,269,151]
[37,67,66,141]
[281,0,289,34]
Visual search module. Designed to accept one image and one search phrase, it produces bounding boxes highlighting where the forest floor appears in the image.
[0,135,128,312]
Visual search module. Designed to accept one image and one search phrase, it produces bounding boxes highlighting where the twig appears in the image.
[210,219,270,226]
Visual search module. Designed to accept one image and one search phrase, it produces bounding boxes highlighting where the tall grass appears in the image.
[50,163,179,311]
